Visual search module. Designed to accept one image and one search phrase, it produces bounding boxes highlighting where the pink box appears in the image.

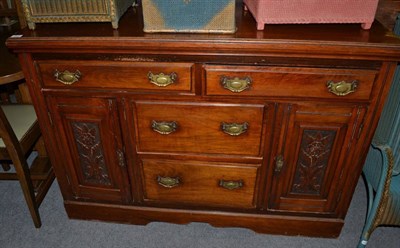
[243,0,379,30]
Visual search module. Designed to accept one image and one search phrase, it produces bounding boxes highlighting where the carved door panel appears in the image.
[268,103,366,215]
[47,96,131,203]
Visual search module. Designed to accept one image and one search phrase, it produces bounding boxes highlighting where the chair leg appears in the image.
[30,156,55,206]
[358,239,368,248]
[357,180,376,248]
[18,82,32,104]
[32,137,49,189]
[13,159,42,228]
[34,136,47,157]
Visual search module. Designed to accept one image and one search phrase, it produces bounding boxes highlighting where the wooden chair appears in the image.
[358,13,400,247]
[0,0,16,26]
[0,104,55,228]
[357,142,399,248]
[0,5,50,227]
[0,0,26,28]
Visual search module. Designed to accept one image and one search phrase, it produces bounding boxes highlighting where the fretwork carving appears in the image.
[72,122,111,185]
[291,130,336,195]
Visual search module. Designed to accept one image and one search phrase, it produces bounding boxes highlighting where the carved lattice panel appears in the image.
[291,130,336,195]
[72,122,111,186]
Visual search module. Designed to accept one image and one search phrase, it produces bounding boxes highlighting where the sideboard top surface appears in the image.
[6,3,400,60]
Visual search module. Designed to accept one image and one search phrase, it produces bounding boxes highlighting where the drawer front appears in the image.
[135,102,265,156]
[142,159,259,208]
[205,65,377,100]
[38,61,193,92]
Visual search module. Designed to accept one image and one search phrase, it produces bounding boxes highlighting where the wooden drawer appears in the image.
[142,159,259,208]
[204,65,378,100]
[37,61,193,92]
[135,101,265,156]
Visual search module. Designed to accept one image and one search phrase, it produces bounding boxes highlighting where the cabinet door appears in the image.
[268,103,366,215]
[47,97,131,203]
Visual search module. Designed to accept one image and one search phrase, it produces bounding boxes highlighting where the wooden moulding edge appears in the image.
[64,201,344,238]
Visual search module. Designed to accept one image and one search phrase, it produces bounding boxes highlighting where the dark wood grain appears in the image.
[204,65,378,100]
[141,159,259,208]
[65,200,344,238]
[46,96,132,203]
[268,103,364,215]
[135,101,265,156]
[6,4,400,60]
[6,0,400,237]
[38,60,194,92]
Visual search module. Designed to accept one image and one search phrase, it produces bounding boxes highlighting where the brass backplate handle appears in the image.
[157,176,180,188]
[54,69,81,85]
[275,155,284,173]
[151,120,178,135]
[326,80,358,96]
[148,71,177,87]
[219,180,243,190]
[221,122,249,136]
[221,76,252,93]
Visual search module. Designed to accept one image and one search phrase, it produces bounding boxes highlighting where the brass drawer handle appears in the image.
[151,120,178,135]
[219,180,243,190]
[54,69,81,85]
[148,72,177,87]
[221,76,252,93]
[326,80,358,96]
[157,176,180,188]
[221,122,248,136]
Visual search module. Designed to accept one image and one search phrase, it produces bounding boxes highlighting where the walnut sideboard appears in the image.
[7,4,400,237]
